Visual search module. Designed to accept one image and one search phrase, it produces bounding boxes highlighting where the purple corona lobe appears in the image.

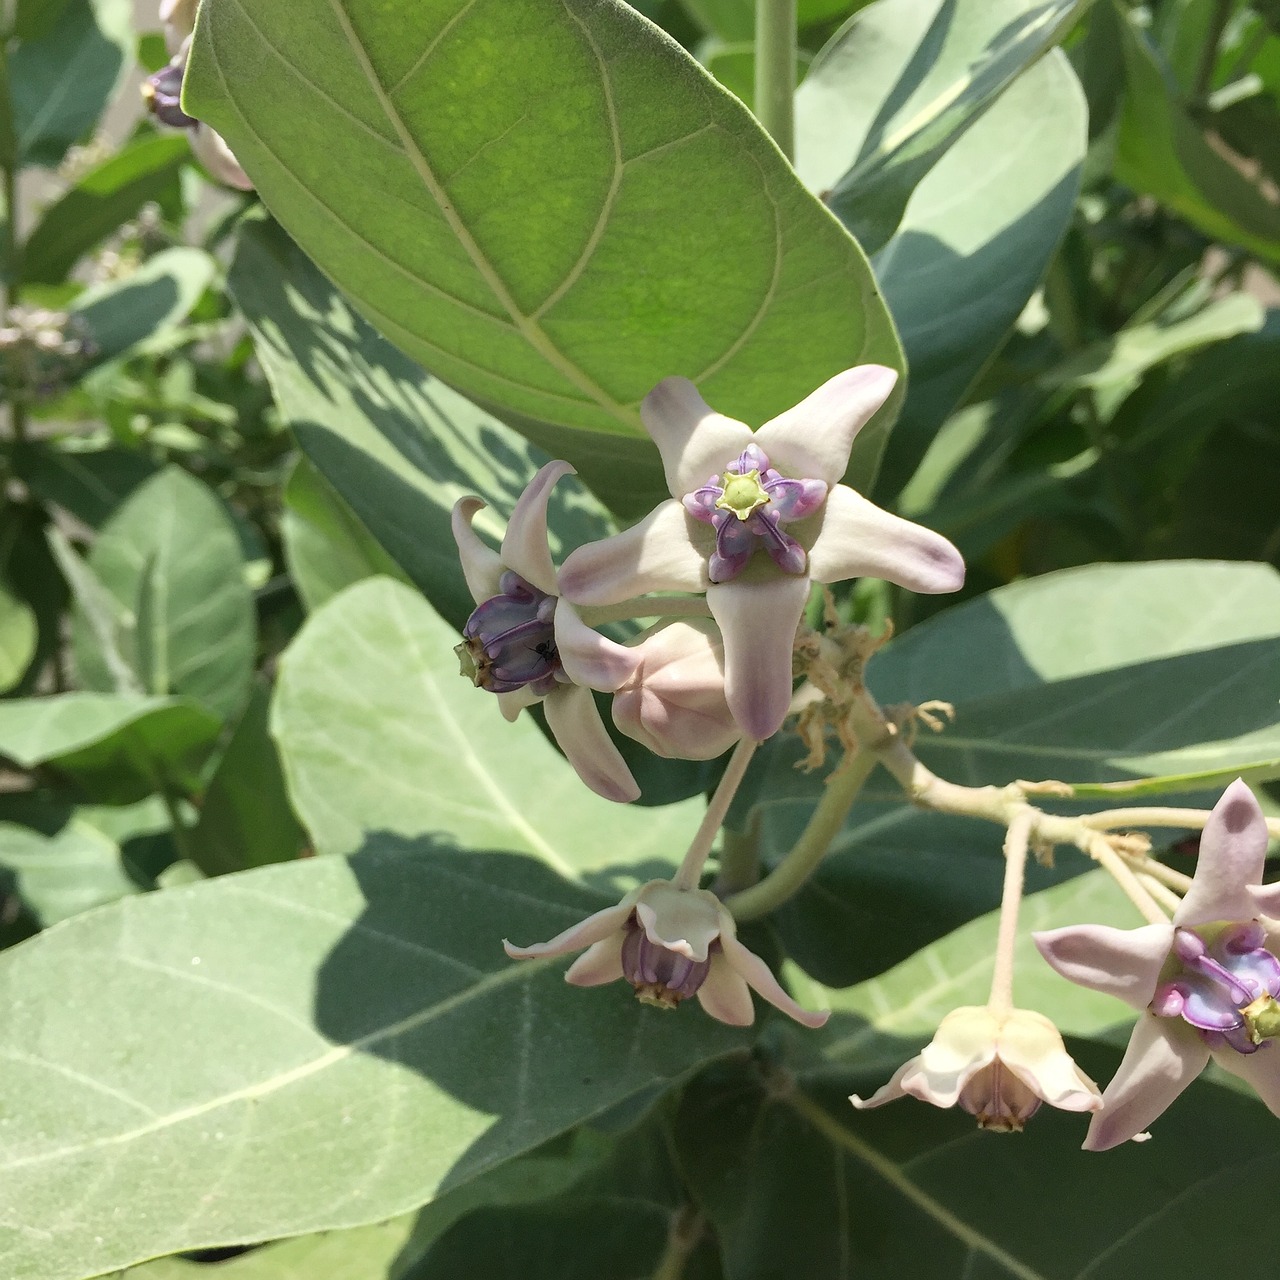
[1152,924,1280,1054]
[143,57,197,129]
[682,445,826,584]
[456,571,562,695]
[621,920,712,1009]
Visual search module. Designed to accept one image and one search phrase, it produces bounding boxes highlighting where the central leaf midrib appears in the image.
[323,0,643,431]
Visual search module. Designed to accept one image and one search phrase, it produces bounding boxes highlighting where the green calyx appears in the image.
[1243,994,1280,1045]
[715,469,769,521]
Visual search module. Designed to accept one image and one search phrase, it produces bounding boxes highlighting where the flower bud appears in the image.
[611,620,739,760]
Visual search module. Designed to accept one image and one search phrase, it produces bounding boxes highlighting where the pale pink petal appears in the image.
[696,954,755,1026]
[753,365,898,486]
[558,501,708,606]
[641,377,754,498]
[1214,1042,1280,1116]
[998,1025,1102,1113]
[1034,922,1173,1010]
[161,0,197,44]
[1176,779,1269,927]
[451,498,504,604]
[707,575,809,741]
[553,600,640,692]
[1249,883,1280,919]
[190,127,254,190]
[808,485,965,594]
[496,685,541,722]
[850,1058,918,1109]
[564,933,626,987]
[719,927,828,1028]
[500,460,574,596]
[503,894,635,960]
[1083,1015,1208,1151]
[543,683,640,803]
[634,883,724,961]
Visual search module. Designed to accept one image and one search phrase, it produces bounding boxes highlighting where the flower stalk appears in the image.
[754,0,797,161]
[674,736,760,890]
[988,811,1033,1014]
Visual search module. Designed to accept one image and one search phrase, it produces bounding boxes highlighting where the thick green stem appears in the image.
[673,737,759,891]
[650,1206,705,1280]
[726,747,875,921]
[715,825,761,894]
[754,0,797,161]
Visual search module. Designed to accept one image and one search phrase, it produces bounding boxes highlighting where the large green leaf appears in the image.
[273,576,704,874]
[21,134,189,285]
[8,0,130,167]
[0,848,743,1279]
[1114,7,1280,265]
[0,579,38,693]
[747,560,1280,985]
[0,692,221,801]
[186,0,902,505]
[69,466,255,723]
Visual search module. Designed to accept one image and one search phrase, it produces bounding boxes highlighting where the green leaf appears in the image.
[189,680,308,876]
[1114,9,1280,264]
[70,466,255,723]
[8,0,131,168]
[17,442,159,528]
[0,47,18,172]
[282,452,411,613]
[71,246,218,366]
[0,847,743,1279]
[273,576,703,872]
[748,560,1280,985]
[186,0,902,505]
[12,0,72,42]
[0,692,221,801]
[676,1056,1280,1280]
[682,0,865,41]
[0,579,37,693]
[21,134,189,285]
[797,0,1085,253]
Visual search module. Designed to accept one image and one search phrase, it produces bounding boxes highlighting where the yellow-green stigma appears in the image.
[714,469,769,521]
[1243,994,1280,1045]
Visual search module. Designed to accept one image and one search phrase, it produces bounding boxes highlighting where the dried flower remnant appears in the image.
[559,366,964,740]
[1036,779,1280,1150]
[851,1005,1102,1131]
[504,879,828,1028]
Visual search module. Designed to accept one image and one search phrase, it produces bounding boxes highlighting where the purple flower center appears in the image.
[1151,923,1280,1054]
[682,443,827,584]
[455,570,563,696]
[621,919,712,1009]
[143,57,198,130]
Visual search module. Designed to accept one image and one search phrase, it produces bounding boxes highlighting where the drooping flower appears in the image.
[850,1005,1102,1131]
[452,461,640,804]
[504,878,829,1028]
[145,1,253,190]
[1035,779,1280,1150]
[554,604,740,761]
[558,367,964,740]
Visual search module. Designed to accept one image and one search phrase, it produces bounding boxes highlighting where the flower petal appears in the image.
[753,365,898,486]
[500,460,575,596]
[543,683,640,803]
[997,1014,1102,1113]
[850,1058,919,1109]
[696,954,756,1026]
[641,377,754,498]
[1033,922,1173,1010]
[503,893,635,960]
[553,600,640,691]
[634,882,723,962]
[564,933,627,987]
[1214,1041,1280,1116]
[1176,779,1269,927]
[808,485,965,594]
[1083,1015,1208,1151]
[189,126,254,190]
[719,924,829,1028]
[707,574,809,741]
[451,498,505,604]
[496,685,541,722]
[1250,883,1280,920]
[559,500,709,606]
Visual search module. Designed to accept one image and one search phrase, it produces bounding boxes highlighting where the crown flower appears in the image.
[851,1005,1102,1131]
[1035,780,1280,1151]
[557,366,964,741]
[451,461,640,804]
[504,878,828,1028]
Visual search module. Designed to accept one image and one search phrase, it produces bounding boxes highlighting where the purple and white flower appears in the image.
[1035,779,1280,1150]
[504,878,828,1028]
[558,366,964,740]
